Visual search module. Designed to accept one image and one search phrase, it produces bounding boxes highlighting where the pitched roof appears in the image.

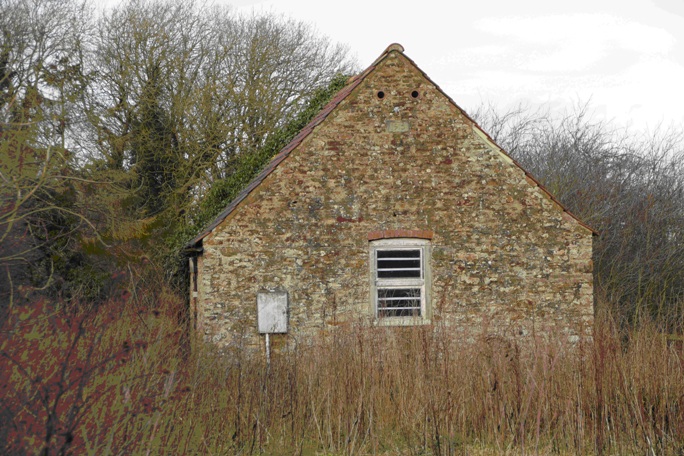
[187,43,596,248]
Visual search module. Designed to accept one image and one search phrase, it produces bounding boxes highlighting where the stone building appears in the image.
[186,44,595,350]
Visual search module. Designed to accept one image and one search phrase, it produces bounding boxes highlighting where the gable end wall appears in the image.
[196,51,594,349]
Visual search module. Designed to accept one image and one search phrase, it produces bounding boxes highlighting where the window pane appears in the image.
[377,258,421,269]
[377,249,421,278]
[378,308,422,317]
[378,250,420,259]
[377,288,422,317]
[378,288,421,300]
[377,268,421,278]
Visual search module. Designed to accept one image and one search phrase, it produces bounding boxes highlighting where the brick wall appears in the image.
[196,49,594,351]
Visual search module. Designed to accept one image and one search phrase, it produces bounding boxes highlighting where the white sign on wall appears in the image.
[257,291,288,334]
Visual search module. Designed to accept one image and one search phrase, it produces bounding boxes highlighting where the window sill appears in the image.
[374,316,432,327]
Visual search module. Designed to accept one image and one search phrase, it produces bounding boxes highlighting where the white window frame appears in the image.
[369,238,431,325]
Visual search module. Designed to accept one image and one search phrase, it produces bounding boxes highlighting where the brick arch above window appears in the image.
[367,229,434,241]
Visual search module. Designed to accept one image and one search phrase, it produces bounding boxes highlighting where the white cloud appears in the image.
[474,14,676,73]
[477,14,675,52]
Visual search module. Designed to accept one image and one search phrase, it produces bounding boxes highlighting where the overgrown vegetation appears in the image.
[0,0,356,303]
[2,294,683,455]
[166,72,351,259]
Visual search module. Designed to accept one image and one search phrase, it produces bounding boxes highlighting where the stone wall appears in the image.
[195,49,594,351]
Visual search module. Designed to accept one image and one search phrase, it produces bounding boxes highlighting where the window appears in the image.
[370,238,430,322]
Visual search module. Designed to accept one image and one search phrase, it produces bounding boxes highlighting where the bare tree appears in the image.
[80,0,355,285]
[0,0,92,143]
[0,0,96,306]
[87,0,354,215]
[1,0,356,299]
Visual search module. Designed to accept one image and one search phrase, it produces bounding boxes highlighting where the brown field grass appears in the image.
[1,292,683,455]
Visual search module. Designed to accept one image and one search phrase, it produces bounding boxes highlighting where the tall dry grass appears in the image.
[1,294,683,455]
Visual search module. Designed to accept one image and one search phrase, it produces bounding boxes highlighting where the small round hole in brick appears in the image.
[377,91,385,99]
[411,90,419,98]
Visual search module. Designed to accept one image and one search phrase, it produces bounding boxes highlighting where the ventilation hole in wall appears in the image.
[377,91,385,99]
[411,90,419,98]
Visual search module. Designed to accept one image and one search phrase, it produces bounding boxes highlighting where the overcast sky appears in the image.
[228,0,684,130]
